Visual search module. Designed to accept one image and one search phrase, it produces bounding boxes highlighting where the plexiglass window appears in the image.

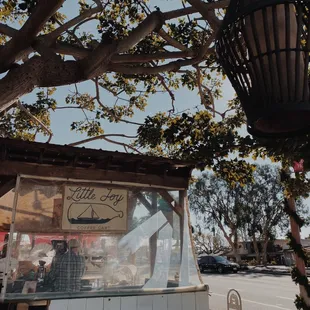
[0,177,201,300]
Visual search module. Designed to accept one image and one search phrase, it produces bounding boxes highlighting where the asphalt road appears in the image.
[201,272,299,310]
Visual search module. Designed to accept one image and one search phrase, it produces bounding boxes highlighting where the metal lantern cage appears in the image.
[216,0,310,138]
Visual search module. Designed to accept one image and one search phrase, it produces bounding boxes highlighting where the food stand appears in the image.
[0,138,209,310]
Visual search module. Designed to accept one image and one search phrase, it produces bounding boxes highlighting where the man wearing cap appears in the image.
[54,239,85,292]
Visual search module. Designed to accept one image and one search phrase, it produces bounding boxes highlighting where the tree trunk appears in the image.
[0,57,84,112]
[233,249,241,264]
[262,239,269,266]
[233,230,241,263]
[252,234,260,264]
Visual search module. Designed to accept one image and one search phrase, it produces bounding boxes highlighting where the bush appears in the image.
[248,259,258,266]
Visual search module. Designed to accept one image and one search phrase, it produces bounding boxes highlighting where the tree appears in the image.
[241,165,286,265]
[190,166,310,266]
[189,172,248,263]
[193,231,226,255]
[0,0,229,140]
[0,0,260,186]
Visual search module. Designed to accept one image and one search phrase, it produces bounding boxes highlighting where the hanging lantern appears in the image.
[216,0,310,138]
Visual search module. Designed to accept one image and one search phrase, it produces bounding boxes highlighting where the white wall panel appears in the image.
[104,297,121,310]
[181,293,196,310]
[86,297,104,310]
[167,294,182,310]
[120,296,137,310]
[49,299,69,310]
[195,291,209,310]
[48,290,209,310]
[153,295,167,310]
[68,298,86,310]
[137,295,153,310]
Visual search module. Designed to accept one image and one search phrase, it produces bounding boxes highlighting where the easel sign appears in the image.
[227,289,242,310]
[62,186,127,232]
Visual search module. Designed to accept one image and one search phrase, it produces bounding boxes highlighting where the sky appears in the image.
[4,0,310,239]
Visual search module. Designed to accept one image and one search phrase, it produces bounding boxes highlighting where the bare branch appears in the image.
[0,23,17,37]
[195,65,207,109]
[201,84,215,117]
[118,119,143,126]
[110,31,216,75]
[0,0,65,72]
[163,0,230,20]
[186,0,223,30]
[157,29,188,51]
[17,101,53,143]
[69,134,141,154]
[45,1,104,42]
[54,42,202,63]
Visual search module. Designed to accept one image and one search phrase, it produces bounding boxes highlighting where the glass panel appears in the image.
[1,177,201,300]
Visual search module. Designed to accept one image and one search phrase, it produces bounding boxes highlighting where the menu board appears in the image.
[62,186,128,232]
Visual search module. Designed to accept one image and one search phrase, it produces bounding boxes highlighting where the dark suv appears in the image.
[198,256,239,274]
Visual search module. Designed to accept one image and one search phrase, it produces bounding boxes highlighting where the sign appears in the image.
[227,289,242,310]
[62,186,127,232]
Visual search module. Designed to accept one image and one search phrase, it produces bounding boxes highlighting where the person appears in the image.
[49,241,67,289]
[54,239,85,292]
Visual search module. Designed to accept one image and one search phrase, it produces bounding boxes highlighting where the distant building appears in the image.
[224,239,310,266]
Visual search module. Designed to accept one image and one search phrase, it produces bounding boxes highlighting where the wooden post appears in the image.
[128,193,137,265]
[149,192,157,276]
[287,197,310,307]
[179,191,185,258]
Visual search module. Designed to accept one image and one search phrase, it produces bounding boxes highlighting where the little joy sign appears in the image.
[62,186,128,232]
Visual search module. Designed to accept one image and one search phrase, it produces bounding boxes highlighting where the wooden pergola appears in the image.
[0,138,194,195]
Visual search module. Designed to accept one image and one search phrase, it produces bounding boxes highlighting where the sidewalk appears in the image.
[246,265,310,275]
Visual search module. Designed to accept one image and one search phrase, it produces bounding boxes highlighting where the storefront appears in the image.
[0,138,209,310]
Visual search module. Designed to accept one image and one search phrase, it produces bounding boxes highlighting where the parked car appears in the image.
[198,255,239,274]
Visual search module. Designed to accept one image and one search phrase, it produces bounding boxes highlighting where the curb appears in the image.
[245,269,291,276]
[245,269,310,276]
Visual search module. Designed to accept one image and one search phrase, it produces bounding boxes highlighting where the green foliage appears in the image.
[137,108,256,185]
[0,0,233,148]
[189,171,249,259]
[0,89,56,140]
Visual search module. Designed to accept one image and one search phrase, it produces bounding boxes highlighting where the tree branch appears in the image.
[69,134,141,154]
[157,29,188,51]
[17,101,53,143]
[0,56,82,113]
[110,31,215,75]
[81,11,165,79]
[0,0,65,72]
[0,23,17,37]
[186,0,223,30]
[163,0,230,21]
[45,0,104,43]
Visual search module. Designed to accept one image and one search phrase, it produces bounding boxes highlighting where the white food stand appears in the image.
[0,138,209,310]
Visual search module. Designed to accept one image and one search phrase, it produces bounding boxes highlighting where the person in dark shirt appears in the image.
[54,239,85,292]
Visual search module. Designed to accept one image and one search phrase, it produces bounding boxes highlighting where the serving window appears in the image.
[0,177,201,301]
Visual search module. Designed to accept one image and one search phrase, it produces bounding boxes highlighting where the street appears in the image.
[201,273,299,310]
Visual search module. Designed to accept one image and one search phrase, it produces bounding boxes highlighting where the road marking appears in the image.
[203,276,296,290]
[211,292,293,310]
[276,296,294,301]
[229,287,244,292]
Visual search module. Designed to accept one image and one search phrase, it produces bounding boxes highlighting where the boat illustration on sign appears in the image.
[67,203,124,225]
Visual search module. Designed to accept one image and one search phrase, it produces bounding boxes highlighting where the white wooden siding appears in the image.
[49,291,209,310]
